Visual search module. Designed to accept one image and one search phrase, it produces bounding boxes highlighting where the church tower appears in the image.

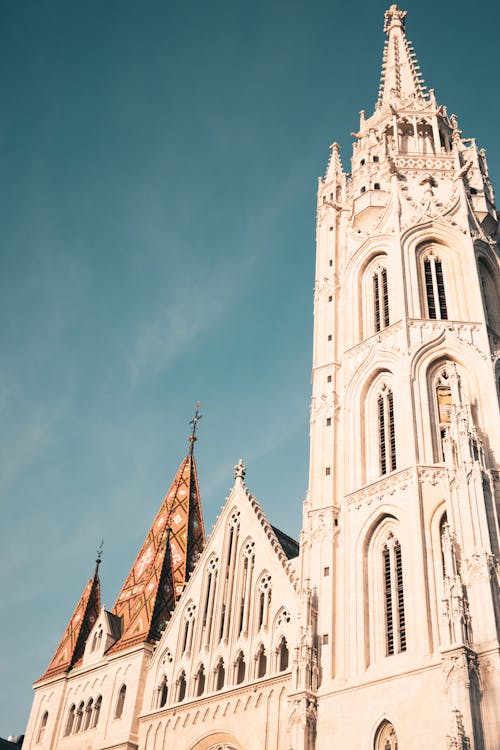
[302,5,500,749]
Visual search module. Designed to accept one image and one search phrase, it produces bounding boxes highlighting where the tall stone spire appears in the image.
[377,4,427,107]
[110,425,205,652]
[40,557,101,680]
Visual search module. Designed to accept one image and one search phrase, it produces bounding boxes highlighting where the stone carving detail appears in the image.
[310,392,339,424]
[407,320,486,360]
[305,508,338,544]
[446,709,471,750]
[346,468,414,510]
[345,321,403,381]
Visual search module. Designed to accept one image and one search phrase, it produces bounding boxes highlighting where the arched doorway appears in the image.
[189,731,242,750]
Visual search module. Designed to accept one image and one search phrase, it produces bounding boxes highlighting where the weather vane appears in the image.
[188,402,202,454]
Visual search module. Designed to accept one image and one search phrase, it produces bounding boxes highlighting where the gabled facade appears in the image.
[22,6,500,750]
[137,460,300,750]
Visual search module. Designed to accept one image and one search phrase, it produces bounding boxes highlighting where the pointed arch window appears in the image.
[74,701,84,733]
[235,651,246,684]
[257,573,272,630]
[64,706,75,737]
[177,671,187,702]
[215,658,225,691]
[256,644,267,678]
[383,535,406,655]
[159,677,168,707]
[195,664,205,697]
[278,637,289,671]
[202,556,219,647]
[83,699,93,731]
[373,266,390,333]
[37,711,48,743]
[375,720,398,750]
[114,684,126,719]
[435,368,452,459]
[239,541,255,635]
[181,602,196,656]
[378,384,396,475]
[423,253,447,320]
[219,512,240,642]
[91,696,102,729]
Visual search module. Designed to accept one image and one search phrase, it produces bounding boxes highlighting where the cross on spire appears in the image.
[189,402,203,455]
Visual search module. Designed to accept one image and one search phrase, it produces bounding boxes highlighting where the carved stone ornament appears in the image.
[462,552,496,584]
[306,508,338,545]
[345,321,403,382]
[441,649,478,688]
[310,392,339,424]
[346,467,414,510]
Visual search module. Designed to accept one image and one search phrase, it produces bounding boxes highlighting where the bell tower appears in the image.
[302,5,500,748]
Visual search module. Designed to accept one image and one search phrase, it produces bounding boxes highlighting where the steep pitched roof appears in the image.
[110,452,205,652]
[377,5,427,107]
[40,564,101,680]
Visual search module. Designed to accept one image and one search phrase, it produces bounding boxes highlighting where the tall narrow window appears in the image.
[378,384,396,475]
[215,659,225,691]
[239,541,255,635]
[257,574,272,630]
[220,513,240,642]
[115,685,126,719]
[373,266,390,332]
[37,711,48,743]
[383,536,406,655]
[257,644,267,678]
[64,706,75,737]
[235,652,246,684]
[278,638,289,671]
[424,254,448,319]
[177,671,187,702]
[92,696,102,729]
[159,677,168,708]
[74,702,84,733]
[83,699,93,731]
[195,665,205,697]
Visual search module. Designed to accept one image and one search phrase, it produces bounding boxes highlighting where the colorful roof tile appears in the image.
[40,565,101,680]
[110,452,205,652]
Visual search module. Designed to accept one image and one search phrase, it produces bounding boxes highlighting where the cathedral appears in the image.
[23,6,500,749]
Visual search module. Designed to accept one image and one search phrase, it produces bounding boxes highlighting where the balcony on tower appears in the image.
[353,184,389,227]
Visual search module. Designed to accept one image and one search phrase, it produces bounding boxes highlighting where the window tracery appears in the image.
[373,265,390,333]
[375,720,398,750]
[377,383,396,475]
[423,251,447,320]
[257,573,272,630]
[383,534,406,655]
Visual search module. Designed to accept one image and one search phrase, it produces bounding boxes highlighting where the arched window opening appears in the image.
[423,253,447,320]
[417,121,435,155]
[257,574,272,630]
[257,645,267,678]
[235,652,246,685]
[159,677,168,707]
[383,535,406,655]
[220,513,240,642]
[239,541,255,635]
[82,698,93,731]
[278,638,289,671]
[177,671,187,702]
[378,384,396,475]
[74,701,84,733]
[439,512,450,579]
[195,665,205,697]
[215,659,225,691]
[64,705,75,737]
[37,711,48,743]
[92,696,102,729]
[398,120,414,154]
[375,720,398,750]
[202,556,219,647]
[181,602,196,655]
[115,684,126,719]
[373,266,389,333]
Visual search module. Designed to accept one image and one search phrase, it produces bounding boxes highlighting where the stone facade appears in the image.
[23,5,500,750]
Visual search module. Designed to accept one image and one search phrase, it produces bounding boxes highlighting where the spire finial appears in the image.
[188,402,202,455]
[234,458,246,481]
[384,5,407,34]
[95,540,104,575]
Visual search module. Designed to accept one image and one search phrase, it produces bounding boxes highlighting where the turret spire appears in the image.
[40,556,101,680]
[110,427,205,652]
[377,5,427,107]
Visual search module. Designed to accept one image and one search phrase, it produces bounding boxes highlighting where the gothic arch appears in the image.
[402,224,472,320]
[476,248,500,330]
[372,718,399,750]
[343,235,396,347]
[188,731,243,750]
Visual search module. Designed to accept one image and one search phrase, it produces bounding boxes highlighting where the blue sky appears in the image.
[0,0,499,734]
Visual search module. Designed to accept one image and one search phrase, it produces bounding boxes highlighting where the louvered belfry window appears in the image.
[378,384,396,475]
[383,537,406,655]
[424,254,448,320]
[373,266,390,333]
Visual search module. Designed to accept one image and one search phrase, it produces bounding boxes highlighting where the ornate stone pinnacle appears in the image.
[384,4,407,34]
[234,458,246,481]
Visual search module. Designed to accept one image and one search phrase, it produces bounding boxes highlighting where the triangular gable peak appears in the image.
[110,452,205,653]
[144,460,299,709]
[82,607,122,667]
[39,565,101,681]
